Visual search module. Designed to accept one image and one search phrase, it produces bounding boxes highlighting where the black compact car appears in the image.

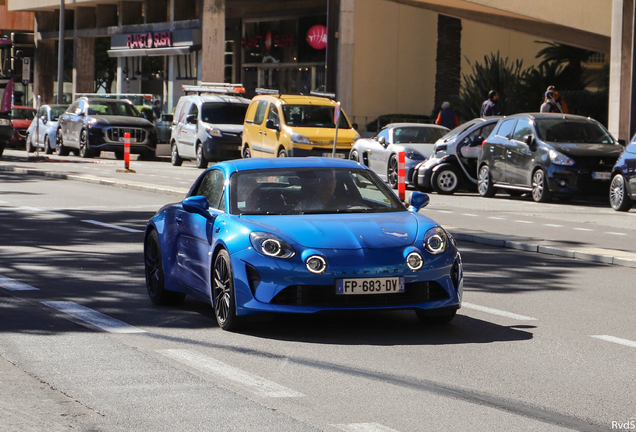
[609,137,636,211]
[477,113,623,202]
[56,97,157,159]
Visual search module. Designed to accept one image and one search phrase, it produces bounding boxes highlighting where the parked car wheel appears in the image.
[78,130,94,158]
[610,173,633,211]
[277,147,287,158]
[55,130,70,156]
[349,149,359,162]
[171,142,183,166]
[387,155,398,189]
[477,165,496,197]
[25,134,35,152]
[531,169,552,203]
[432,164,461,195]
[212,249,243,331]
[196,142,208,169]
[242,145,251,158]
[144,231,186,306]
[45,136,54,154]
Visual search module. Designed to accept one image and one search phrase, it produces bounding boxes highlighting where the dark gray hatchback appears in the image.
[477,113,623,202]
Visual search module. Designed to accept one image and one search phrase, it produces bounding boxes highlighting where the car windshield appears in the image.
[50,107,66,121]
[87,102,140,117]
[201,102,248,124]
[230,167,405,215]
[11,108,35,120]
[282,105,351,129]
[534,119,615,144]
[438,119,482,143]
[393,126,447,144]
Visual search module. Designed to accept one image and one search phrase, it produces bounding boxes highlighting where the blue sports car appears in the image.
[144,157,463,331]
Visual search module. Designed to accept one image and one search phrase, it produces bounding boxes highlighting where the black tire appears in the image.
[171,142,183,166]
[114,150,124,160]
[277,147,287,158]
[144,231,186,306]
[78,130,94,158]
[0,145,4,157]
[431,164,461,195]
[45,136,54,154]
[242,145,251,158]
[531,169,552,203]
[610,173,633,211]
[55,130,70,156]
[25,134,35,152]
[212,249,243,331]
[416,309,457,325]
[349,149,359,162]
[387,155,398,189]
[196,142,208,169]
[477,165,496,197]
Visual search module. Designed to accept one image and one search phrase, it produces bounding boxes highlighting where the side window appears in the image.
[195,170,226,210]
[512,119,533,142]
[77,100,86,114]
[174,99,186,122]
[481,123,496,139]
[252,101,268,125]
[188,103,199,120]
[267,104,280,128]
[67,102,79,114]
[496,119,517,139]
[178,101,191,124]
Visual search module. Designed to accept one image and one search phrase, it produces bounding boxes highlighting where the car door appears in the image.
[39,107,50,145]
[368,128,390,174]
[60,101,79,144]
[261,103,281,156]
[174,169,224,296]
[181,102,199,158]
[506,117,535,186]
[174,100,192,155]
[69,100,86,148]
[488,118,516,183]
[243,100,268,157]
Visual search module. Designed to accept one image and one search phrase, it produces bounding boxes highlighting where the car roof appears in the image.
[254,94,336,106]
[505,113,595,121]
[81,97,133,104]
[214,157,364,174]
[384,122,448,130]
[181,94,250,104]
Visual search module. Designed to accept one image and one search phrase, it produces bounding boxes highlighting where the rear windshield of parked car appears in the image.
[11,108,35,120]
[535,119,615,144]
[393,127,447,144]
[88,102,140,117]
[282,105,351,129]
[201,102,248,125]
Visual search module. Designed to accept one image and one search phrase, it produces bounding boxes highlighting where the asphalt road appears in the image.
[1,169,635,431]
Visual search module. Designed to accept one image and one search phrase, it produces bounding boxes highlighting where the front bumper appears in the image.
[203,135,242,161]
[87,126,157,153]
[546,165,613,195]
[288,146,350,158]
[229,245,463,316]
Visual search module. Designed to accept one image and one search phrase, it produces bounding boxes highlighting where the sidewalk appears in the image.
[2,159,636,269]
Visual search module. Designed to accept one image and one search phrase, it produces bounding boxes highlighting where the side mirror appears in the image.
[182,196,216,221]
[523,134,536,150]
[141,111,149,120]
[406,191,430,212]
[41,115,47,124]
[378,136,386,146]
[265,119,279,130]
[186,114,196,124]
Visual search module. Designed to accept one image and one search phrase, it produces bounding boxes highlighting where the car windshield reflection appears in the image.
[535,119,615,144]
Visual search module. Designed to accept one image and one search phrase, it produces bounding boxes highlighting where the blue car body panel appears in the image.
[146,157,463,317]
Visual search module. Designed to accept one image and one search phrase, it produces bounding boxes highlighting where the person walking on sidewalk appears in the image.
[546,86,568,114]
[481,90,500,117]
[435,101,460,130]
[540,91,563,113]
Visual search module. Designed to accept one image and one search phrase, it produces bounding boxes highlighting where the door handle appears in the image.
[263,131,267,136]
[258,130,262,135]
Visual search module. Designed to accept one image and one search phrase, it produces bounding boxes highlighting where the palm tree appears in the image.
[535,41,593,90]
[434,15,462,114]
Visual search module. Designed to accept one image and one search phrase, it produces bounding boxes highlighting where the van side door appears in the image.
[243,100,267,157]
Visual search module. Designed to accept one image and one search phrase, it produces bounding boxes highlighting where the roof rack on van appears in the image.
[182,83,246,95]
[255,88,281,95]
[309,90,336,100]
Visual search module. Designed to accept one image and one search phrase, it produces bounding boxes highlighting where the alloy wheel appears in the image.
[387,156,398,188]
[213,252,232,327]
[531,169,551,202]
[145,237,162,300]
[610,174,633,211]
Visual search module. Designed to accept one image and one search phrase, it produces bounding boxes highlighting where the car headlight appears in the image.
[306,255,328,274]
[206,126,222,137]
[404,149,425,160]
[0,118,11,126]
[291,132,311,144]
[424,227,449,255]
[249,232,295,259]
[549,149,575,166]
[406,252,424,271]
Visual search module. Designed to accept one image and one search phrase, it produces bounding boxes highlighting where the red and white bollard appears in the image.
[398,151,406,201]
[124,132,131,170]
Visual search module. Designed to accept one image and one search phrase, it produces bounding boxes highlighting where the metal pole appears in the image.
[57,0,65,104]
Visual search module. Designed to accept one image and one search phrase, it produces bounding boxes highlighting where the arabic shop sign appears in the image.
[241,32,294,51]
[126,31,172,49]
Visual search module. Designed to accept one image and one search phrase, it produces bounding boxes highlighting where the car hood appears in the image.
[548,142,623,158]
[11,119,31,128]
[240,212,421,249]
[90,116,153,127]
[285,126,359,144]
[203,123,244,134]
[392,143,436,157]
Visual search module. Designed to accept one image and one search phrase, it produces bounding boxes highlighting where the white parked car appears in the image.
[26,104,68,153]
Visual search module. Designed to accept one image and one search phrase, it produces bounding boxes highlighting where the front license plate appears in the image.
[336,277,404,295]
[322,152,345,159]
[118,137,136,143]
[592,171,611,180]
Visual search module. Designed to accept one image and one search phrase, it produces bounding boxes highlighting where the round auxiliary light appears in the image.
[406,252,424,271]
[261,239,282,257]
[306,255,327,274]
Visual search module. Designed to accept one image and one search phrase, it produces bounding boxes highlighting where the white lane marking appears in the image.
[19,206,69,217]
[573,228,594,232]
[462,213,478,217]
[81,220,143,233]
[462,302,537,321]
[544,224,563,227]
[488,216,505,220]
[436,210,453,213]
[158,349,304,398]
[331,423,401,432]
[606,232,628,236]
[590,335,636,348]
[0,275,39,291]
[42,301,146,333]
[514,220,533,224]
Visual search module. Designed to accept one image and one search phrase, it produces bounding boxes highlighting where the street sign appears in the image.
[22,58,31,85]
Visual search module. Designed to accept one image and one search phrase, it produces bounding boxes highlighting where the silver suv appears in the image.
[171,91,249,168]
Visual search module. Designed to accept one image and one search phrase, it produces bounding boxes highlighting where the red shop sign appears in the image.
[307,25,327,50]
[127,31,172,49]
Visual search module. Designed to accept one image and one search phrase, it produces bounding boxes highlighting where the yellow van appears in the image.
[241,92,359,158]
